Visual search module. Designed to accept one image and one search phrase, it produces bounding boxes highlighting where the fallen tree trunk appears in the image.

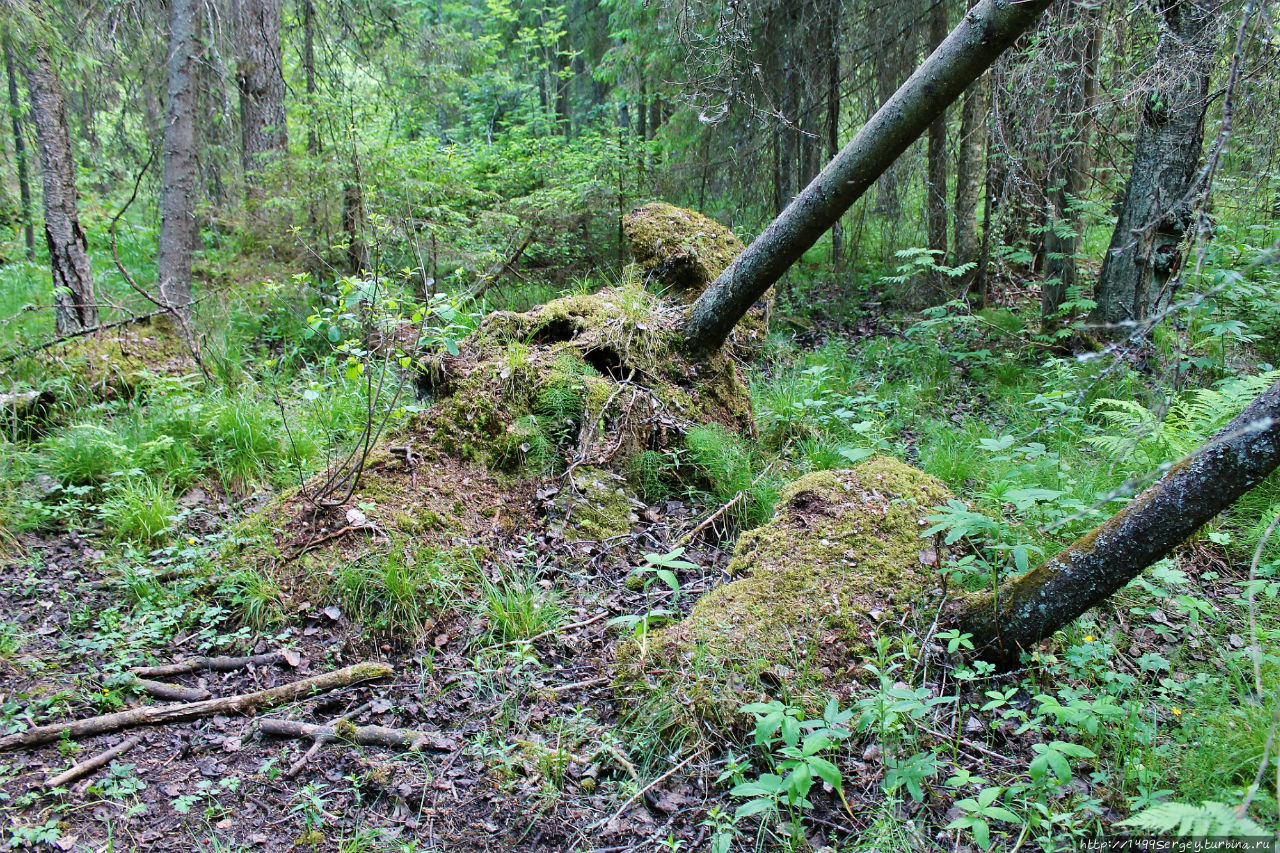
[959,376,1280,664]
[682,0,1052,354]
[257,719,458,752]
[0,662,391,750]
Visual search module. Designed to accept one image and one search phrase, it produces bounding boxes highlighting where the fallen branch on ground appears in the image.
[258,719,457,753]
[129,677,210,702]
[131,651,284,679]
[0,663,392,750]
[44,736,141,789]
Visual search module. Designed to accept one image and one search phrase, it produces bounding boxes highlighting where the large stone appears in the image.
[623,202,744,300]
[618,456,952,724]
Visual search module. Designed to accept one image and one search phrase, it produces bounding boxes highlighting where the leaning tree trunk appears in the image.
[1090,0,1224,334]
[959,376,1280,665]
[157,0,201,319]
[234,0,287,192]
[24,41,97,334]
[682,0,1053,355]
[4,37,34,261]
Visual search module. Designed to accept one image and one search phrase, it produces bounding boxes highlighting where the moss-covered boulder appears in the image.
[622,203,769,354]
[623,203,744,299]
[618,456,952,724]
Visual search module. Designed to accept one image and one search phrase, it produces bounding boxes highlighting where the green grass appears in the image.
[479,566,565,646]
[98,478,177,544]
[336,545,470,642]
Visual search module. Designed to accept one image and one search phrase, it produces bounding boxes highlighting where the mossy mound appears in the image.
[239,281,758,617]
[618,456,952,724]
[37,323,197,399]
[418,282,753,475]
[623,203,744,299]
[622,202,769,354]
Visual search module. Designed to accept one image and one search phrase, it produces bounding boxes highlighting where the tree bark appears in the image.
[1090,0,1224,334]
[157,0,201,319]
[1041,2,1102,330]
[23,41,97,334]
[682,0,1053,355]
[925,0,951,301]
[4,37,33,260]
[953,75,987,298]
[959,376,1280,665]
[235,0,287,190]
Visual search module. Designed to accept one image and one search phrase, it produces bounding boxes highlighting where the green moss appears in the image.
[618,456,952,722]
[622,202,744,300]
[551,466,637,541]
[41,325,196,399]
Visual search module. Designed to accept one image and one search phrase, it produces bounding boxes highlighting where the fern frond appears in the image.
[1118,800,1268,838]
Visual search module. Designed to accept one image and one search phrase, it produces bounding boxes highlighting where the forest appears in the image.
[0,0,1279,849]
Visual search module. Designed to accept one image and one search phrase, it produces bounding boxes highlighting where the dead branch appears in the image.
[468,230,535,299]
[129,678,211,702]
[0,663,392,750]
[131,651,284,679]
[257,718,457,752]
[44,736,141,790]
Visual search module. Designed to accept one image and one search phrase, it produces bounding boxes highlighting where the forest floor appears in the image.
[0,270,1276,852]
[0,448,1259,853]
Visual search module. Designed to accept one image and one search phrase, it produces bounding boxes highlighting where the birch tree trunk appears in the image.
[1090,0,1224,334]
[682,0,1053,355]
[959,376,1280,665]
[24,41,96,334]
[157,0,201,319]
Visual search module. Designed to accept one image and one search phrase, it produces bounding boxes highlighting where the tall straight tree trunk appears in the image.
[23,41,96,334]
[924,0,951,301]
[234,0,287,190]
[1041,3,1102,331]
[1091,0,1224,334]
[953,75,987,299]
[828,13,842,273]
[959,375,1280,665]
[4,36,33,261]
[157,0,202,319]
[683,0,1053,355]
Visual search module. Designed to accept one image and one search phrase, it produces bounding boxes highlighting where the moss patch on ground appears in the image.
[618,455,952,725]
[37,323,197,399]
